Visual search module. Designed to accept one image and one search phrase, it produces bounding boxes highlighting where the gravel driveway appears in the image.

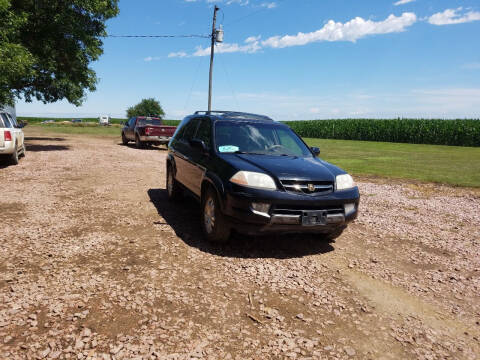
[1,129,479,360]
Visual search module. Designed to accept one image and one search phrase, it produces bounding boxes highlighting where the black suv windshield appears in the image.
[215,121,312,157]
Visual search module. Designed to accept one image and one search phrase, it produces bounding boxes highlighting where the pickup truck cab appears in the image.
[122,116,177,148]
[0,112,26,165]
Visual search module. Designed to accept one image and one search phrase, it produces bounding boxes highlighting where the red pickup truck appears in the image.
[121,116,177,148]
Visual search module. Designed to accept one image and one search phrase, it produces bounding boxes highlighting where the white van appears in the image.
[1,111,26,165]
[99,115,110,125]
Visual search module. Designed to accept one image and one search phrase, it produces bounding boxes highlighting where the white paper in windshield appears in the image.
[218,145,239,153]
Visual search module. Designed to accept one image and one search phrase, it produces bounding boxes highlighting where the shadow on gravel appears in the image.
[24,137,66,141]
[119,143,168,151]
[26,144,70,152]
[148,188,334,259]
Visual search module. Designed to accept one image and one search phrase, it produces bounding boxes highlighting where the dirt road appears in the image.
[1,128,479,359]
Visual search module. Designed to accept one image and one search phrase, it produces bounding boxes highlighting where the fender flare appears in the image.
[201,172,226,211]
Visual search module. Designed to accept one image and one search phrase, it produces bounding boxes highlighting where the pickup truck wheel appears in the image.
[201,188,230,243]
[166,166,182,201]
[135,134,143,149]
[10,143,19,165]
[121,132,128,145]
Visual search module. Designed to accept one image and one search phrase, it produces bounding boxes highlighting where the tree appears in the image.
[126,98,165,119]
[0,0,119,106]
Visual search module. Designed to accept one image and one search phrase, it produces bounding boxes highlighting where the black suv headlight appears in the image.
[230,171,277,190]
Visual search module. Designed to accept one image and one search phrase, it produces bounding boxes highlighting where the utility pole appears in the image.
[208,5,220,113]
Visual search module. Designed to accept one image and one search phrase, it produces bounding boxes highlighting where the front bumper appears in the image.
[139,135,172,143]
[222,185,360,235]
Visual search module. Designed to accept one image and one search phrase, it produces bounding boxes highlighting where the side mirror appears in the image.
[311,147,320,156]
[190,139,208,154]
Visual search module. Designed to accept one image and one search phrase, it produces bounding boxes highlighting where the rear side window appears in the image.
[195,118,212,149]
[1,114,12,128]
[0,114,4,128]
[178,118,199,142]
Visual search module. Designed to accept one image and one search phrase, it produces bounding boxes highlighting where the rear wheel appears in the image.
[121,132,128,145]
[9,143,19,165]
[135,134,143,149]
[201,188,230,243]
[166,165,182,201]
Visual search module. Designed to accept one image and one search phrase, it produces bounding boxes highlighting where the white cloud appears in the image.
[193,37,262,56]
[168,51,188,58]
[261,12,417,48]
[261,2,277,9]
[428,7,480,25]
[144,56,162,62]
[181,12,417,57]
[394,0,415,6]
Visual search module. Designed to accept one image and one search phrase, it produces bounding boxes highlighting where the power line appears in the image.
[224,0,290,26]
[105,34,211,39]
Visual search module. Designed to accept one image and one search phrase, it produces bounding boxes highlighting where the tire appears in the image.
[121,132,128,145]
[135,134,143,149]
[9,143,19,165]
[166,165,182,201]
[323,227,345,242]
[201,187,231,243]
[20,144,26,158]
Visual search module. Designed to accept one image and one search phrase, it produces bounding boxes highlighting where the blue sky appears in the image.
[17,0,480,120]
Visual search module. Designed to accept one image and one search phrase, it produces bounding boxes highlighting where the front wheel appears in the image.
[201,188,230,243]
[121,132,128,145]
[322,227,345,242]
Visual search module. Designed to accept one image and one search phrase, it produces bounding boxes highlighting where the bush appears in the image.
[283,119,480,147]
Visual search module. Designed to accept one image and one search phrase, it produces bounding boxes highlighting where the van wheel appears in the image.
[20,144,26,158]
[10,143,19,165]
[135,134,143,149]
[121,132,128,145]
[201,188,230,243]
[166,165,181,201]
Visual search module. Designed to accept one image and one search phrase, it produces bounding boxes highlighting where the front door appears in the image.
[189,118,213,197]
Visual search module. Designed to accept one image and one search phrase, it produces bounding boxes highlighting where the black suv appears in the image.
[166,111,360,242]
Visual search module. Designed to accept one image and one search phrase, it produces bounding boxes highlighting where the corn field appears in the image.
[283,119,480,147]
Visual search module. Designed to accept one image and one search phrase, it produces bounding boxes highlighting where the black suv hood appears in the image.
[223,154,339,181]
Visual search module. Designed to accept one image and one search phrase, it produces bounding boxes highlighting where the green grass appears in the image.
[28,124,121,137]
[305,138,480,187]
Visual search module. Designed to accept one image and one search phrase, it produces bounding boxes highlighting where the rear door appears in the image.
[173,118,200,191]
[125,117,136,139]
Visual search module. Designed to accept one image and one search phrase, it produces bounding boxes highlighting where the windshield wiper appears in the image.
[234,151,266,155]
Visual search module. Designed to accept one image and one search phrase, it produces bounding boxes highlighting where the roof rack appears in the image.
[194,111,273,121]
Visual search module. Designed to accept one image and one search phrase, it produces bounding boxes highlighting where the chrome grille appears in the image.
[280,180,334,195]
[272,206,344,216]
